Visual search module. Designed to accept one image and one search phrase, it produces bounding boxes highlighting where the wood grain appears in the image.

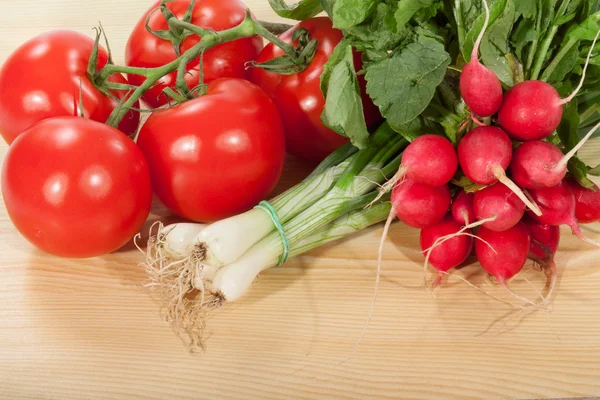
[1,1,600,399]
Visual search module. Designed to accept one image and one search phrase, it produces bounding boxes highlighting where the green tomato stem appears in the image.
[167,18,213,37]
[99,11,307,129]
[175,47,198,99]
[96,65,153,84]
[103,11,258,128]
[253,20,297,56]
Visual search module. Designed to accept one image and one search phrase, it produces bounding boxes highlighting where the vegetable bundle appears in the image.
[141,0,600,349]
[0,0,599,351]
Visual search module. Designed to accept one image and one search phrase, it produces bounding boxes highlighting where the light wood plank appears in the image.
[0,1,599,399]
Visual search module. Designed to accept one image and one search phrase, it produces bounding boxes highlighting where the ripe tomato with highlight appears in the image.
[2,117,152,258]
[0,30,139,144]
[137,78,285,222]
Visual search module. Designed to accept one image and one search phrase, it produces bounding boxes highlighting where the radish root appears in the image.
[138,222,224,352]
[369,165,408,206]
[500,281,548,311]
[570,223,600,248]
[545,260,558,307]
[355,205,397,351]
[462,209,470,225]
[471,113,486,127]
[485,273,550,312]
[519,272,547,304]
[425,216,550,311]
[437,270,531,310]
[529,255,558,307]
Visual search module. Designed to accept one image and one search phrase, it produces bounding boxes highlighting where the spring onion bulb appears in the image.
[162,222,207,260]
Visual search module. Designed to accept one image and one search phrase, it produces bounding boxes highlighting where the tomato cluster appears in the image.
[125,0,263,108]
[0,0,379,258]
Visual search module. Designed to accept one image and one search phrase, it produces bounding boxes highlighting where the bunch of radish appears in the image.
[373,0,600,309]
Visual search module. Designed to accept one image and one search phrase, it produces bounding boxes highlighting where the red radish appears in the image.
[475,223,549,308]
[421,216,474,287]
[377,134,458,199]
[459,0,503,117]
[473,183,525,232]
[476,223,530,284]
[522,216,560,304]
[458,125,542,215]
[458,126,511,184]
[528,181,600,247]
[566,179,600,224]
[510,141,566,189]
[498,30,600,141]
[523,217,560,260]
[497,81,564,141]
[400,135,458,186]
[452,190,475,225]
[528,181,576,226]
[392,179,451,228]
[421,218,542,309]
[510,121,600,189]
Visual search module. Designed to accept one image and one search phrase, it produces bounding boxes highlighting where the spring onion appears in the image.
[140,122,407,350]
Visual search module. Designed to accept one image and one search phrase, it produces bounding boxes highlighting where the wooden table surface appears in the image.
[1,1,600,399]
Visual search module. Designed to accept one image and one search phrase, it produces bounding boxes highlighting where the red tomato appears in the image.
[249,17,381,164]
[125,0,263,108]
[0,31,140,144]
[137,79,285,222]
[2,117,152,258]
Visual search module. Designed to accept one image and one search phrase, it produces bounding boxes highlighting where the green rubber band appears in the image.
[254,200,289,266]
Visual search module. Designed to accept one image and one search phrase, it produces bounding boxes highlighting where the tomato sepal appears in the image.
[251,26,318,75]
[144,0,199,56]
